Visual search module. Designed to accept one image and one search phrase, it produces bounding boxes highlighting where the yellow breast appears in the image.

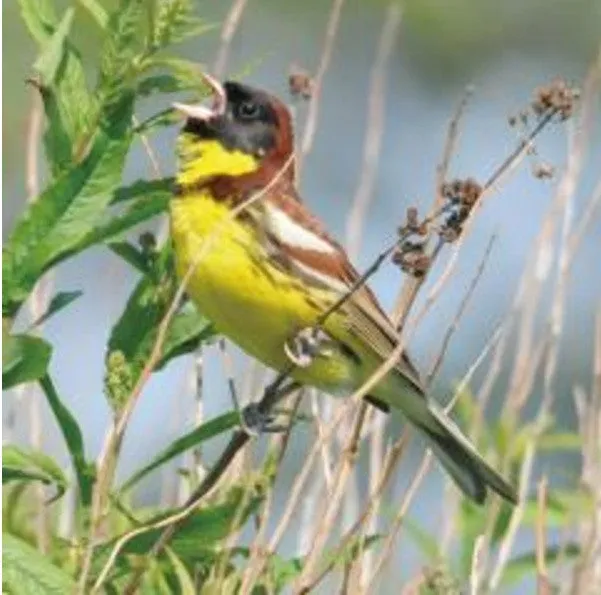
[169,191,358,392]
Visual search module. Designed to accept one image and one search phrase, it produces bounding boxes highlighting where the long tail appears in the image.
[407,400,517,505]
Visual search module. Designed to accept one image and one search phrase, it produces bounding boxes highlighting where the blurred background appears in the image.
[3,0,600,591]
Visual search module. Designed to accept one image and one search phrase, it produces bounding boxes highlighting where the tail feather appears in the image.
[411,402,517,505]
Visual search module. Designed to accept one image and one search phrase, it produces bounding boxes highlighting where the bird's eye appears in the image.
[236,100,261,121]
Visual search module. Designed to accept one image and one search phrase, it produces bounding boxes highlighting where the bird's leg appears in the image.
[284,326,333,368]
[240,379,301,435]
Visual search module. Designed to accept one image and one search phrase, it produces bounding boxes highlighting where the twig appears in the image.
[293,403,369,592]
[470,535,487,595]
[213,0,251,79]
[343,6,402,583]
[427,234,497,383]
[298,432,411,593]
[536,477,550,595]
[346,4,402,260]
[571,312,601,594]
[297,0,347,171]
[392,85,473,328]
[364,323,503,592]
[79,153,296,593]
[24,83,51,554]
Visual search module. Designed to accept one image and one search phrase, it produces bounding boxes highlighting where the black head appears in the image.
[181,81,291,159]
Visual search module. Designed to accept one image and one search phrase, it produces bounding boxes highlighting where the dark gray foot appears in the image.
[241,403,288,435]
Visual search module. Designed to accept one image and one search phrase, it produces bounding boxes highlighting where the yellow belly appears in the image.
[169,192,358,392]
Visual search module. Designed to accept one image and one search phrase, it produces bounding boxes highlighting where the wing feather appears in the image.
[255,187,424,393]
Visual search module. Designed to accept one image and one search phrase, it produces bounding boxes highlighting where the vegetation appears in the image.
[2,1,600,593]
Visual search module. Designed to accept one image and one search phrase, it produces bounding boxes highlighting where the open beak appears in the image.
[172,72,226,121]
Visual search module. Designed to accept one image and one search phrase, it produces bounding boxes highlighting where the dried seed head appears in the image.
[288,64,314,99]
[532,78,579,120]
[533,161,555,179]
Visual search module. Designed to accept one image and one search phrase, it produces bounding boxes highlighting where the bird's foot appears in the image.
[241,403,288,435]
[284,326,332,368]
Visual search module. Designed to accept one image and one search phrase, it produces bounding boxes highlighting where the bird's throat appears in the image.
[176,135,260,189]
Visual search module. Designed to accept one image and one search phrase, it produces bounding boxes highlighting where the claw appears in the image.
[284,327,332,368]
[241,404,287,435]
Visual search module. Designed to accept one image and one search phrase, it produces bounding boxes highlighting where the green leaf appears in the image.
[2,532,76,593]
[33,7,75,85]
[519,490,594,528]
[111,177,174,205]
[2,445,68,500]
[18,0,58,45]
[154,303,215,370]
[134,108,179,135]
[2,333,52,390]
[109,241,150,273]
[538,432,583,452]
[20,0,96,174]
[3,93,134,317]
[29,290,83,329]
[165,548,196,595]
[79,0,109,29]
[137,74,193,96]
[75,186,170,252]
[99,0,146,92]
[120,411,238,492]
[501,543,581,587]
[39,375,94,506]
[115,486,262,558]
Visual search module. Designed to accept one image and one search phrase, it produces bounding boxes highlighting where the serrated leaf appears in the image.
[3,93,134,317]
[2,445,68,500]
[2,333,52,390]
[79,0,109,29]
[29,290,83,329]
[153,0,194,48]
[33,7,75,85]
[150,57,210,95]
[18,0,57,45]
[138,74,193,96]
[3,533,76,594]
[120,411,239,492]
[75,185,171,252]
[99,0,146,91]
[20,0,95,174]
[39,375,94,506]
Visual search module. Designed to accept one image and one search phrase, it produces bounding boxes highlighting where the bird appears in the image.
[169,73,517,505]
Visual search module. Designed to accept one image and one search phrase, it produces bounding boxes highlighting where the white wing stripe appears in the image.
[264,203,337,255]
[292,259,349,294]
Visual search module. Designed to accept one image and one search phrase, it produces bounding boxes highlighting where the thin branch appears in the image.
[470,535,487,595]
[213,0,251,79]
[392,85,473,328]
[536,477,550,595]
[297,0,347,171]
[293,403,369,592]
[346,4,402,260]
[80,153,296,593]
[427,234,497,383]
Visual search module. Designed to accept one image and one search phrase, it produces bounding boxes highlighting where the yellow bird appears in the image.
[170,74,516,505]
